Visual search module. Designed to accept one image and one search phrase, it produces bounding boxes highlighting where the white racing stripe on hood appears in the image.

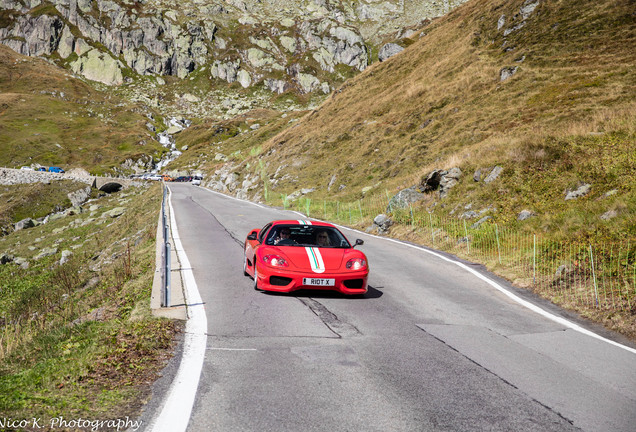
[305,247,325,274]
[297,219,312,225]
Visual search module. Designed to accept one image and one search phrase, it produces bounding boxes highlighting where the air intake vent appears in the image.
[343,279,364,289]
[270,276,293,286]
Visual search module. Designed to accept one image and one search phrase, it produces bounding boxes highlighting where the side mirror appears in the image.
[354,239,364,247]
[247,232,258,241]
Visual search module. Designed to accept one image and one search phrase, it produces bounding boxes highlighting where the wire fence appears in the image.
[281,193,635,314]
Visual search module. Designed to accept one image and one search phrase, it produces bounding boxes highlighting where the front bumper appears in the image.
[257,267,368,295]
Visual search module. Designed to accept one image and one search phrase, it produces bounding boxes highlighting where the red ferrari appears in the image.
[243,220,369,295]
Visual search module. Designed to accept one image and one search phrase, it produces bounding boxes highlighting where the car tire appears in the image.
[253,265,261,291]
[243,254,249,276]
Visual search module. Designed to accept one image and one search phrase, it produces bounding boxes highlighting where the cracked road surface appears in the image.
[167,183,636,432]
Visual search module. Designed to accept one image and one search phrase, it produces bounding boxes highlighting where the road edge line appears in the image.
[289,211,636,355]
[194,187,636,354]
[147,187,208,432]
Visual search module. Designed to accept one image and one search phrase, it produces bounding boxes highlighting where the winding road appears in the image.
[158,183,636,432]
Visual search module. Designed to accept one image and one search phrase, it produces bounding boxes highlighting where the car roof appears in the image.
[270,220,334,228]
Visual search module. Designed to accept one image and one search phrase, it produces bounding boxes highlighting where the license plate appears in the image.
[303,278,335,286]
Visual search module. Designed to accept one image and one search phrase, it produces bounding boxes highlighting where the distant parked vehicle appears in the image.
[36,167,46,171]
[48,166,65,173]
[191,175,202,186]
[20,166,33,171]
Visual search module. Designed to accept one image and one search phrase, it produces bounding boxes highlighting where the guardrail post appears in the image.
[165,242,171,306]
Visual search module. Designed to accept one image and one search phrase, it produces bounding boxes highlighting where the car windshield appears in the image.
[265,225,351,248]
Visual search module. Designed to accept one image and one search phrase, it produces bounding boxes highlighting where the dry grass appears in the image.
[198,0,635,239]
[0,45,166,174]
[0,184,182,421]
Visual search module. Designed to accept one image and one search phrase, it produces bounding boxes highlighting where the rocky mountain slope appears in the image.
[178,0,634,242]
[0,0,468,119]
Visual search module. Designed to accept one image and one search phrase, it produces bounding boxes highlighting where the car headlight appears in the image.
[263,255,289,267]
[346,258,367,270]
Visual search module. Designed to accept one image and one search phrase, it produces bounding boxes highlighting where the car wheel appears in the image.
[253,265,261,291]
[243,254,249,276]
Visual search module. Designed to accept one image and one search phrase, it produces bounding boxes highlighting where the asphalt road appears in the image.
[166,183,636,432]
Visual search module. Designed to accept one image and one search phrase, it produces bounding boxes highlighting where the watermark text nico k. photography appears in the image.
[0,416,142,431]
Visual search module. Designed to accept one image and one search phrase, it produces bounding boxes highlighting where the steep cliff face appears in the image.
[0,0,469,112]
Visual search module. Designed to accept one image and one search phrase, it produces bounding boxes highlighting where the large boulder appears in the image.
[34,247,57,260]
[378,43,404,61]
[439,167,462,198]
[237,70,252,88]
[372,214,393,234]
[420,170,444,192]
[70,49,124,85]
[484,166,504,183]
[14,218,36,231]
[517,209,535,221]
[565,184,591,200]
[297,73,321,94]
[388,187,424,211]
[419,168,462,198]
[67,186,92,207]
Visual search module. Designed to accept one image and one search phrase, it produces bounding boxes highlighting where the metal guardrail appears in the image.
[161,184,171,307]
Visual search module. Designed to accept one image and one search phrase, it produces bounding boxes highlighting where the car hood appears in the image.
[274,246,347,273]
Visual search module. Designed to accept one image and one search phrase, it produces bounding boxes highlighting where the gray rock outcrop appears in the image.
[34,247,57,260]
[70,49,124,85]
[102,207,126,218]
[500,66,518,82]
[419,167,462,198]
[378,43,404,61]
[388,187,424,211]
[0,253,14,264]
[484,166,503,184]
[14,218,36,231]
[438,168,462,198]
[370,214,393,234]
[67,186,92,207]
[565,184,591,200]
[600,209,617,221]
[0,0,470,99]
[517,209,535,221]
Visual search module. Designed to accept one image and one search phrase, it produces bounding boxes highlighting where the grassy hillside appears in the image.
[0,183,181,422]
[0,181,95,233]
[192,0,634,243]
[0,45,167,175]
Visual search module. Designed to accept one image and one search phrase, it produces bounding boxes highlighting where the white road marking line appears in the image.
[186,187,636,363]
[287,210,636,356]
[147,188,208,432]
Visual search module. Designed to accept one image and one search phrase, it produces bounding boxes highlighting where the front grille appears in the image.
[270,276,293,286]
[343,279,364,289]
